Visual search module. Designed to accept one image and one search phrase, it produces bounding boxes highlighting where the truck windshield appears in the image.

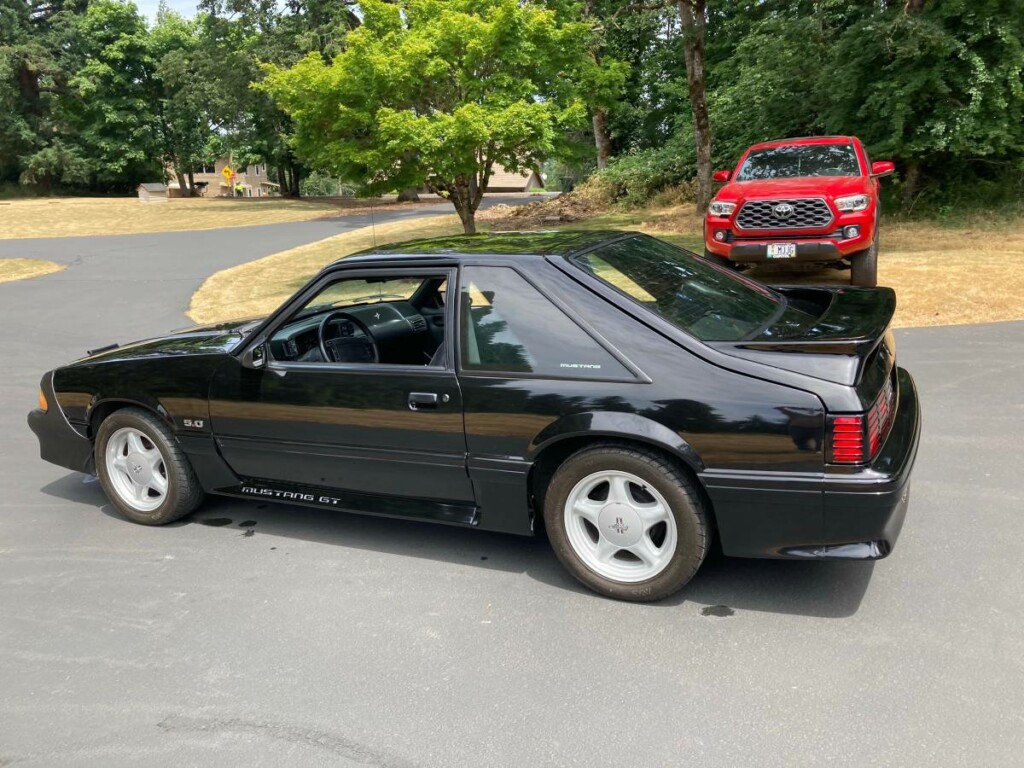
[736,143,860,180]
[571,236,787,342]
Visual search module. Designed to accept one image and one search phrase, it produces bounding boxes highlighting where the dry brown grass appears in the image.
[188,215,464,324]
[0,258,63,283]
[0,196,437,240]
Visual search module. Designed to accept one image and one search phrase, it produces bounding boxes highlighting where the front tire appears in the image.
[95,407,204,525]
[543,444,710,602]
[703,248,734,270]
[850,233,879,287]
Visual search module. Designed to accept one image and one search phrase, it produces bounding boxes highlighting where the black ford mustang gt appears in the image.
[29,231,920,601]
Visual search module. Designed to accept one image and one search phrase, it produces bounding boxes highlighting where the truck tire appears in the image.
[850,235,879,287]
[703,249,734,270]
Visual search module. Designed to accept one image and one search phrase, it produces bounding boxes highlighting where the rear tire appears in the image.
[95,407,205,525]
[850,234,878,287]
[543,444,709,602]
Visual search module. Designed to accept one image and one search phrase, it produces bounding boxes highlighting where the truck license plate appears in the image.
[767,243,797,259]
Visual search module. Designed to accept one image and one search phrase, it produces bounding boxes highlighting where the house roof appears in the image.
[488,163,541,189]
[138,182,167,193]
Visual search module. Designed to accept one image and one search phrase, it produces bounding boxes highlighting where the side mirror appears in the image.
[712,170,731,182]
[871,161,895,178]
[241,341,267,369]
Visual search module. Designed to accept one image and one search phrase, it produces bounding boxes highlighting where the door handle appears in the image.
[408,392,439,411]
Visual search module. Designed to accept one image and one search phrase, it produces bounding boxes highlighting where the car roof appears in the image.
[334,230,632,266]
[747,136,856,151]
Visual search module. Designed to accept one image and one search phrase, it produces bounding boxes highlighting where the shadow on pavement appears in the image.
[41,472,874,619]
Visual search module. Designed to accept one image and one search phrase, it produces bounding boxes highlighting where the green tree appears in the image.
[150,5,213,196]
[262,0,602,233]
[64,0,160,190]
[821,0,1024,207]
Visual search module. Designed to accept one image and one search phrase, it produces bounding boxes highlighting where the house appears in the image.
[166,159,279,198]
[487,163,544,193]
[137,182,168,203]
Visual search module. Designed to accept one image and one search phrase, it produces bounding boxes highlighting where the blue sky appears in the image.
[135,0,197,23]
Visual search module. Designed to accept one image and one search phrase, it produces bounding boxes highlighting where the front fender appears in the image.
[529,411,705,472]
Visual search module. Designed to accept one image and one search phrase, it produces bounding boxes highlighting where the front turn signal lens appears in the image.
[38,389,48,412]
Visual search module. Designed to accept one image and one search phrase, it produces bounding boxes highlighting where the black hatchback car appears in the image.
[29,231,920,601]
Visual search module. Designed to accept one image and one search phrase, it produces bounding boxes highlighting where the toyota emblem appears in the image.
[772,203,795,218]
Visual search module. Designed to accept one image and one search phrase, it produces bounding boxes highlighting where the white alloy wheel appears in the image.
[563,469,678,583]
[103,426,169,512]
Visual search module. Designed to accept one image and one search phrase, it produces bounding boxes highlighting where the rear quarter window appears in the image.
[459,266,632,380]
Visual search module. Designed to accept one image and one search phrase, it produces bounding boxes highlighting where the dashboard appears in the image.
[269,301,437,365]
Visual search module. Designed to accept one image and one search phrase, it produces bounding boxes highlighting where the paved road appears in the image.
[1,211,1022,765]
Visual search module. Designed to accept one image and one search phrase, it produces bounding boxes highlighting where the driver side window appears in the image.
[268,273,449,366]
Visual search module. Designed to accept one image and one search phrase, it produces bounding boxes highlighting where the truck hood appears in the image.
[709,287,896,389]
[72,318,262,365]
[719,176,868,201]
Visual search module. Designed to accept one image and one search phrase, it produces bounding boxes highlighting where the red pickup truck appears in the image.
[703,136,895,287]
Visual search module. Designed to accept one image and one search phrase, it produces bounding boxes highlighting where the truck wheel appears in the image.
[850,235,878,287]
[95,407,205,525]
[543,444,710,602]
[703,249,734,270]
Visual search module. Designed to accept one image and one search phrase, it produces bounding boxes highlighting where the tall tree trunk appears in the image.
[174,168,191,198]
[187,170,195,196]
[277,165,287,197]
[593,108,613,170]
[678,0,712,213]
[902,160,921,210]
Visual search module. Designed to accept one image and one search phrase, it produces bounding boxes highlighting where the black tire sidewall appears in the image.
[543,447,708,602]
[850,232,879,287]
[95,409,191,525]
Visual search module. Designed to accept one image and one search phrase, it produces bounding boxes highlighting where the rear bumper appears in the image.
[703,367,921,560]
[27,372,95,475]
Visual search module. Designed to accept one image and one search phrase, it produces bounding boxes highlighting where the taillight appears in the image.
[828,415,865,464]
[828,374,897,465]
[38,389,48,412]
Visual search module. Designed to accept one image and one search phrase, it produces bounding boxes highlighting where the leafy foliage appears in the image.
[261,0,604,231]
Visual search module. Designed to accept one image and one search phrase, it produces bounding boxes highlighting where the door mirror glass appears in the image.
[242,342,267,369]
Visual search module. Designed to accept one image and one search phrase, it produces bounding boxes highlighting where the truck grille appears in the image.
[736,198,833,230]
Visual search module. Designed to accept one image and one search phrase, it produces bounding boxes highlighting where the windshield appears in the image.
[736,143,860,181]
[572,236,784,341]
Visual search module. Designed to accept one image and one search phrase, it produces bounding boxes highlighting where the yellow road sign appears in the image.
[221,166,234,181]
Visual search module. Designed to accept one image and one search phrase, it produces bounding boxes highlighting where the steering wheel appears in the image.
[317,310,380,364]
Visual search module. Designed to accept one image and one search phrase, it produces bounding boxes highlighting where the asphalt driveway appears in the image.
[1,211,1022,766]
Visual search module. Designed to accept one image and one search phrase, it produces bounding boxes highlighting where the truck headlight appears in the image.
[835,194,870,212]
[708,201,736,217]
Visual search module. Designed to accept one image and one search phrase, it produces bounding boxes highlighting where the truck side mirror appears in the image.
[871,161,895,178]
[712,170,731,182]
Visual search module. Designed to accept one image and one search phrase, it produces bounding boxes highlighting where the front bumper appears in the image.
[27,372,95,475]
[705,209,874,262]
[704,366,921,560]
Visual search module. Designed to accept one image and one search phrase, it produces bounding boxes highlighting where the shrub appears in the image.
[593,136,697,207]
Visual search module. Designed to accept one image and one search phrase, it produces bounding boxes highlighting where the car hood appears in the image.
[719,176,868,201]
[71,318,263,366]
